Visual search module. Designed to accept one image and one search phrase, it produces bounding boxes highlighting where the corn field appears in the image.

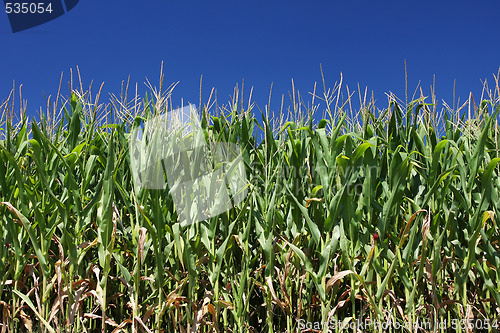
[1,70,500,332]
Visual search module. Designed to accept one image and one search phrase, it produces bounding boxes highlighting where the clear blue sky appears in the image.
[1,0,500,119]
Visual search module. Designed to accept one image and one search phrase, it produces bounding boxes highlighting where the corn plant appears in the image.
[1,69,500,332]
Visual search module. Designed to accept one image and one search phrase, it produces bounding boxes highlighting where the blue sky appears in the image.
[1,0,500,120]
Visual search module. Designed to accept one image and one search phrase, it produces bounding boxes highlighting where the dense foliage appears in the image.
[1,75,500,332]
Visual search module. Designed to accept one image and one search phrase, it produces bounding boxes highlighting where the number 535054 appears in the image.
[5,2,54,14]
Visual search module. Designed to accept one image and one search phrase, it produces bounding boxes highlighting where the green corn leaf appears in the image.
[13,290,56,333]
[1,202,50,278]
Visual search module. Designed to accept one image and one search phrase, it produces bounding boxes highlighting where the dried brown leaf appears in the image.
[138,227,147,264]
[111,319,132,333]
[265,276,287,311]
[20,310,32,332]
[326,270,354,294]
